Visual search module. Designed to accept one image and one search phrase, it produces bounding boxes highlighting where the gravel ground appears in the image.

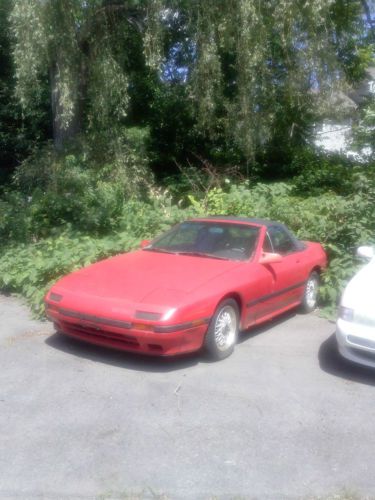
[1,294,375,500]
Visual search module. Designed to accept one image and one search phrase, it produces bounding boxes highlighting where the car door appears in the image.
[255,225,306,320]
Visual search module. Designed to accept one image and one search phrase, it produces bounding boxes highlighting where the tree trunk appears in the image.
[50,59,81,151]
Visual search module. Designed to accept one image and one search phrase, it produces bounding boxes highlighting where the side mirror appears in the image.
[140,239,151,249]
[357,246,374,260]
[259,252,282,265]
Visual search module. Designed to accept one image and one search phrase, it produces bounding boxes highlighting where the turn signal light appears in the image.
[339,306,354,322]
[133,323,154,331]
[49,292,63,302]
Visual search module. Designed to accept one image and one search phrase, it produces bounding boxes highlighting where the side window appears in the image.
[262,232,274,253]
[267,226,296,255]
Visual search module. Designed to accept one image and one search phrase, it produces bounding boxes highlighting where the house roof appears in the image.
[348,67,375,105]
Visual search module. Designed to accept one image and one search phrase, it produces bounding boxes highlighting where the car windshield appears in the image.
[144,221,260,261]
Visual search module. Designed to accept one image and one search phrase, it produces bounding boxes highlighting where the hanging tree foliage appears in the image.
[11,0,162,149]
[186,0,366,160]
[11,0,367,160]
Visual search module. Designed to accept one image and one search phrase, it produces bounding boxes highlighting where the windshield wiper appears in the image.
[142,247,177,255]
[175,251,229,260]
[143,248,229,260]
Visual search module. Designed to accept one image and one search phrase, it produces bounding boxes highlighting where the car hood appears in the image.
[342,260,375,315]
[52,249,242,317]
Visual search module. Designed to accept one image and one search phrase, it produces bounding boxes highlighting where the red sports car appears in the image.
[45,217,327,360]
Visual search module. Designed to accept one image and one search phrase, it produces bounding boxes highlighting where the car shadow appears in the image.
[45,332,203,373]
[45,311,298,372]
[238,309,297,344]
[319,334,375,387]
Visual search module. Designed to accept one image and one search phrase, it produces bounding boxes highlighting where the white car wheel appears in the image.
[204,299,239,360]
[301,272,319,313]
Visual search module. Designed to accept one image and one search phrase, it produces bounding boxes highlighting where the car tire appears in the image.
[300,271,320,313]
[204,299,239,360]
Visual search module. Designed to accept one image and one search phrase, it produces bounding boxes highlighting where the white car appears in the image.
[336,245,375,368]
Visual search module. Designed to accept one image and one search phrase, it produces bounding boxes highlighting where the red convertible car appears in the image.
[45,217,327,360]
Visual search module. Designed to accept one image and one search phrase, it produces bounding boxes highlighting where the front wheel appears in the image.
[204,299,239,360]
[300,271,319,313]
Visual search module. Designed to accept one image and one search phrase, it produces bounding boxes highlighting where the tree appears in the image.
[352,95,375,161]
[0,0,49,178]
[360,0,375,39]
[11,0,161,150]
[11,0,370,166]
[182,0,368,163]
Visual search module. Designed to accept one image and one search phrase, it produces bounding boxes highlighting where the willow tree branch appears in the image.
[360,0,375,35]
[93,4,145,32]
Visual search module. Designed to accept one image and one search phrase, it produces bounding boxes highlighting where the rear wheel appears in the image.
[300,271,319,313]
[204,299,239,360]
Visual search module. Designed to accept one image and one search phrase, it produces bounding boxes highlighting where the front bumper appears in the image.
[336,318,375,368]
[46,306,209,357]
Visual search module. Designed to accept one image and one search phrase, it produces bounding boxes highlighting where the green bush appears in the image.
[1,147,375,318]
[0,190,32,242]
[290,149,356,196]
[0,192,196,315]
[0,231,140,315]
[117,195,197,237]
[193,181,375,314]
[1,135,158,241]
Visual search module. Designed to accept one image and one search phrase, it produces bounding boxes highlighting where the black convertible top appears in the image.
[191,216,306,250]
[192,215,282,228]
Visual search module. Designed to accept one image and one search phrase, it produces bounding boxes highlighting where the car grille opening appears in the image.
[61,321,140,349]
[347,335,375,351]
[349,346,375,362]
[147,344,163,352]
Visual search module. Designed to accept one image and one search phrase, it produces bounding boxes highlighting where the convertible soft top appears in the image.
[192,216,305,250]
[192,215,285,229]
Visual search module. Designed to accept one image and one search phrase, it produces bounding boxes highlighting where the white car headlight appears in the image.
[339,306,354,322]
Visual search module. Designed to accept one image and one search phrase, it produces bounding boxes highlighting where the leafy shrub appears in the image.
[0,190,32,242]
[2,132,160,241]
[1,152,375,318]
[0,193,196,314]
[118,195,197,237]
[290,148,373,197]
[163,162,245,204]
[193,181,375,314]
[0,231,140,315]
[89,127,155,198]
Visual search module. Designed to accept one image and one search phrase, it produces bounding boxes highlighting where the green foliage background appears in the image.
[0,148,374,317]
[0,1,375,319]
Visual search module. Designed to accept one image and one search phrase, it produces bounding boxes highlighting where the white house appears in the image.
[313,67,375,160]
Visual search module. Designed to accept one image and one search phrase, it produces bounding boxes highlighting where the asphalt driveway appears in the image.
[1,294,375,499]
